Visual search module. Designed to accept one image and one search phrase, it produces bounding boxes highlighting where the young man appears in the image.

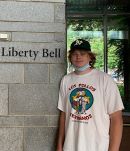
[57,39,124,151]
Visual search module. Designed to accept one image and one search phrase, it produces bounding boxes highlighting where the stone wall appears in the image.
[0,0,66,151]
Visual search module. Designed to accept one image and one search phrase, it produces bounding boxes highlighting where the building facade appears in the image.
[0,0,130,151]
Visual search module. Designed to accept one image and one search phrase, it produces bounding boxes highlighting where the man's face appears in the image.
[71,50,91,68]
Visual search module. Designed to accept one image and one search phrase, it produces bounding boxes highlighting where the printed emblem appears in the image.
[74,39,83,46]
[70,88,94,114]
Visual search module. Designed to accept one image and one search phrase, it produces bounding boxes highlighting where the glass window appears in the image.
[107,15,130,112]
[67,19,104,72]
[67,15,130,112]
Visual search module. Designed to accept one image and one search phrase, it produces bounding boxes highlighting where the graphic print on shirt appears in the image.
[69,85,95,123]
[70,87,93,114]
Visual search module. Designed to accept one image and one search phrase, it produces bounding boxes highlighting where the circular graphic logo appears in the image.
[70,88,94,114]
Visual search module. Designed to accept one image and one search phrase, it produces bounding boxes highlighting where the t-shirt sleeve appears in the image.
[104,75,124,115]
[57,76,66,112]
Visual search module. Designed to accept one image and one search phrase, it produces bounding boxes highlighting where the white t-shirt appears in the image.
[58,69,124,151]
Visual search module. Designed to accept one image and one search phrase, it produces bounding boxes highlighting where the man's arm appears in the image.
[56,111,65,151]
[108,110,123,151]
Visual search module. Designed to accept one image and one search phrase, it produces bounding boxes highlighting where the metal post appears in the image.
[103,11,108,73]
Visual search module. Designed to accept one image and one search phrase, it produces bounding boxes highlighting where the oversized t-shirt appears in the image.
[58,69,124,151]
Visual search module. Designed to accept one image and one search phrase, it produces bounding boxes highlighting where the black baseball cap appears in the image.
[70,39,91,51]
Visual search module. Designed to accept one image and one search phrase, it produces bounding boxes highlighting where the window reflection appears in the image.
[107,16,130,105]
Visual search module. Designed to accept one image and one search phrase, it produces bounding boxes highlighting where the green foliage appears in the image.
[67,19,104,70]
[108,39,126,76]
[108,44,118,69]
[67,19,125,73]
[117,84,124,98]
[67,19,103,31]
